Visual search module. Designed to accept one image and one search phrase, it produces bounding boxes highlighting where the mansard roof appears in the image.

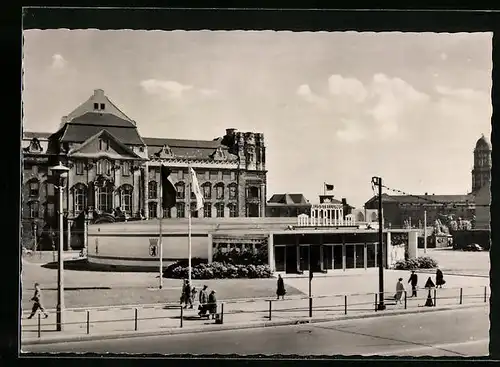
[145,137,238,161]
[268,194,310,206]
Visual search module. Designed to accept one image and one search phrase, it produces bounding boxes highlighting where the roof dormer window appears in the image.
[93,103,99,110]
[100,103,105,110]
[99,138,109,151]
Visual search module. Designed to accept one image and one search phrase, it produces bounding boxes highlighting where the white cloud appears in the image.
[140,79,193,98]
[328,74,367,103]
[436,85,487,101]
[296,84,327,108]
[51,54,67,69]
[336,119,366,142]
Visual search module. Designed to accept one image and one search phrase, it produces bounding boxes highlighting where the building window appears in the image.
[100,103,105,110]
[163,208,171,218]
[230,171,236,181]
[99,139,109,151]
[97,159,111,175]
[204,202,212,218]
[149,168,156,180]
[229,203,237,217]
[210,171,218,180]
[223,171,231,181]
[191,202,199,218]
[216,183,224,200]
[205,171,210,180]
[148,181,157,199]
[96,185,113,213]
[178,170,184,180]
[176,182,185,199]
[202,183,212,200]
[216,203,225,218]
[46,203,55,217]
[76,161,84,175]
[148,202,157,219]
[29,181,39,197]
[73,184,87,215]
[121,185,133,216]
[229,184,237,200]
[248,186,259,199]
[29,201,39,218]
[94,103,99,110]
[139,146,145,152]
[176,203,185,218]
[122,161,131,176]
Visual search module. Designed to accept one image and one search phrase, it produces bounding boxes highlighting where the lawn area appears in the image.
[418,248,490,277]
[20,257,304,310]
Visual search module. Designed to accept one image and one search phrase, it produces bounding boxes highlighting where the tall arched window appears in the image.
[190,202,199,218]
[248,186,259,199]
[148,201,157,219]
[28,201,39,218]
[229,184,237,200]
[175,182,185,199]
[28,179,40,197]
[121,185,133,216]
[216,202,225,218]
[229,203,238,218]
[204,202,212,218]
[73,183,87,215]
[148,181,157,199]
[202,183,212,200]
[176,202,185,218]
[97,184,113,213]
[215,183,225,200]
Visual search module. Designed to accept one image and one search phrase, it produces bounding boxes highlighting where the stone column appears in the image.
[385,231,392,269]
[199,207,204,218]
[268,233,274,271]
[211,205,217,218]
[67,218,72,250]
[207,233,213,263]
[408,230,418,259]
[83,217,88,254]
[143,165,149,219]
[260,183,266,217]
[224,205,230,218]
[171,205,177,218]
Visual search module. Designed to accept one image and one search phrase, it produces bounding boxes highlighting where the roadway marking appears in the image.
[362,338,489,356]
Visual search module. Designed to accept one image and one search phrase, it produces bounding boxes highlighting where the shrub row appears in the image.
[212,249,267,266]
[394,256,438,270]
[164,261,272,279]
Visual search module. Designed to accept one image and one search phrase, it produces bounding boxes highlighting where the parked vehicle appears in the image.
[463,243,484,252]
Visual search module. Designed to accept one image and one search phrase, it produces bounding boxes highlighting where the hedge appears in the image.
[394,256,438,270]
[163,261,272,279]
[212,249,267,266]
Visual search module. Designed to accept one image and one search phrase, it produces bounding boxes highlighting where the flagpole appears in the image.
[188,165,192,284]
[323,182,326,196]
[159,164,163,290]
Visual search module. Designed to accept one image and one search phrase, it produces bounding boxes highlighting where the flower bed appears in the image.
[394,256,438,270]
[163,260,272,279]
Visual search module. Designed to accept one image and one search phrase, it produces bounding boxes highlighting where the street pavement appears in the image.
[21,284,488,345]
[23,304,489,356]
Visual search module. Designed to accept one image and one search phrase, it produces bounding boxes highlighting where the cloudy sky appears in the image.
[22,30,492,208]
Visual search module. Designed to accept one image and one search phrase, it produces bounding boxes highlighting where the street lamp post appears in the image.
[372,176,386,311]
[50,162,69,332]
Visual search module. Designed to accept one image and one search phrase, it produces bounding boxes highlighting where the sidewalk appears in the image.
[21,285,488,346]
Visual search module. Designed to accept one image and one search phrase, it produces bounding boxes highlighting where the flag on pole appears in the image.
[190,167,204,211]
[161,165,177,209]
[325,183,334,191]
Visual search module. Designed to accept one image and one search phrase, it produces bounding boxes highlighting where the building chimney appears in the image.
[342,198,347,205]
[94,89,104,97]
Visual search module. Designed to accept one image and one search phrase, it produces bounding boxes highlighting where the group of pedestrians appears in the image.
[394,268,446,306]
[179,280,218,319]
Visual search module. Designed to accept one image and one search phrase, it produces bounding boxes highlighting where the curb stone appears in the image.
[21,303,487,347]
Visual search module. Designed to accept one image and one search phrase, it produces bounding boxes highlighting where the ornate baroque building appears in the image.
[22,89,267,248]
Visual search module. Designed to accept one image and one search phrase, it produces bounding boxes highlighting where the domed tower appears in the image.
[472,134,491,192]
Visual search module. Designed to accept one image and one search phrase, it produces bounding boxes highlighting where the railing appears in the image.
[22,286,489,339]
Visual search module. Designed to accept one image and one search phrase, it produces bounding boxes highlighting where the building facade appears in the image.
[22,89,267,249]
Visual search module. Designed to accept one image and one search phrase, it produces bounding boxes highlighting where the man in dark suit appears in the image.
[408,270,418,297]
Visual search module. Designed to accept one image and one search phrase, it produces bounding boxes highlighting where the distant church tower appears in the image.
[472,134,491,192]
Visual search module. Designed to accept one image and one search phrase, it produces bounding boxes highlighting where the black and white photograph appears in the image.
[20,20,492,357]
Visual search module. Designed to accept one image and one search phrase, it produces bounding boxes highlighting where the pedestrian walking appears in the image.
[436,268,446,288]
[198,285,209,317]
[408,270,418,297]
[276,274,286,300]
[394,278,405,305]
[424,276,435,307]
[208,290,217,319]
[183,280,193,309]
[191,287,198,307]
[27,283,48,319]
